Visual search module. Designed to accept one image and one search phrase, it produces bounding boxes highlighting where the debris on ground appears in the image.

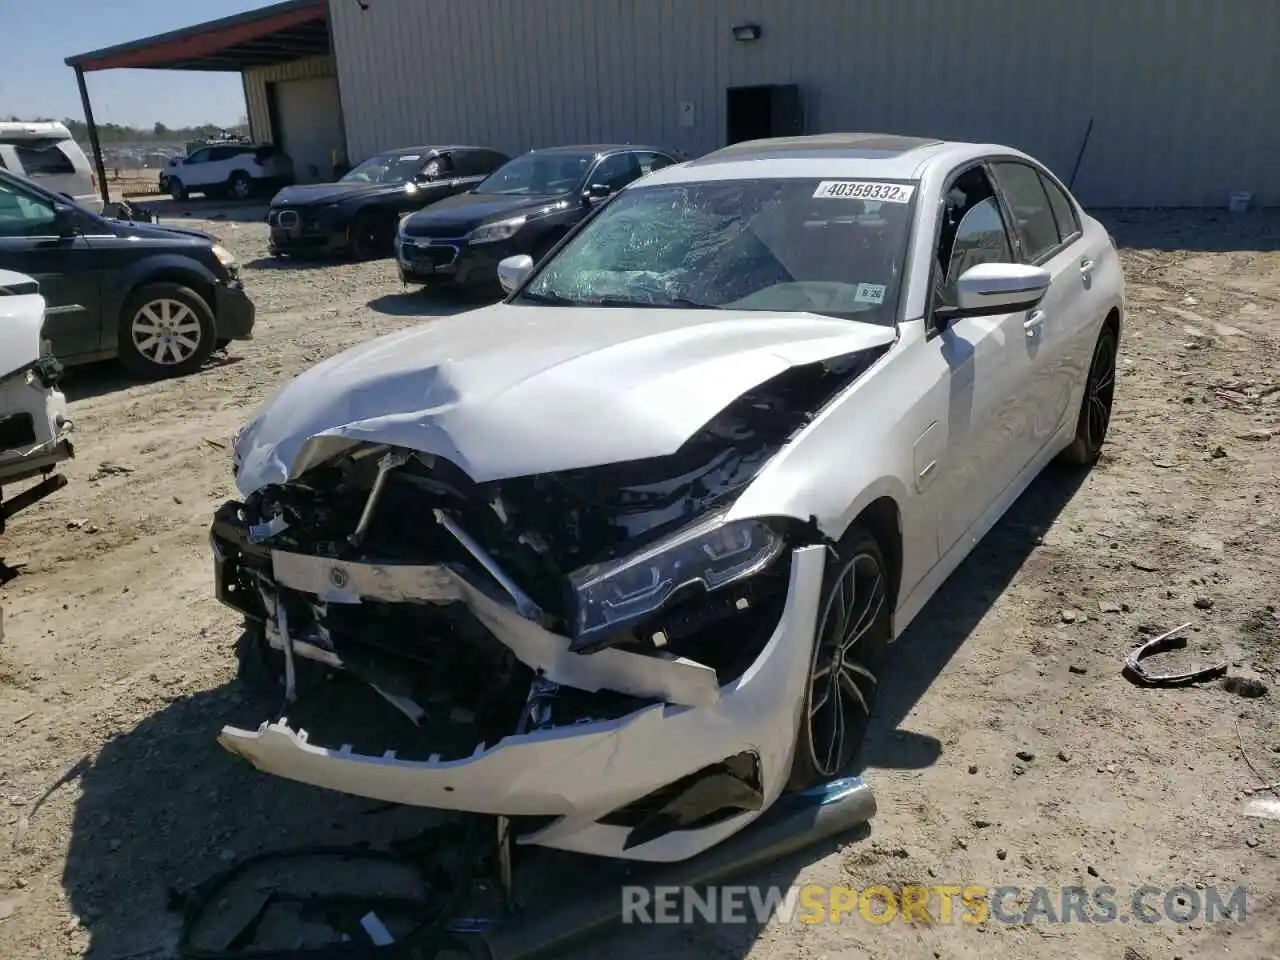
[1122,622,1227,687]
[1222,676,1269,698]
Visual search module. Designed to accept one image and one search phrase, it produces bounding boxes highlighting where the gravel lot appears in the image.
[1,208,1277,959]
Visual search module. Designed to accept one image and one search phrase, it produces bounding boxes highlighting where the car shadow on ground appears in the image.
[59,465,1088,959]
[367,287,500,317]
[859,462,1090,774]
[59,353,244,403]
[243,254,345,271]
[1097,208,1280,253]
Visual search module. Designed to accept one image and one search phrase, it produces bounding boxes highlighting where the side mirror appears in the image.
[497,254,535,294]
[582,183,612,203]
[52,203,79,238]
[952,262,1050,317]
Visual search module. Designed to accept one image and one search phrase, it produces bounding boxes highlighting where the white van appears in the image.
[0,121,100,211]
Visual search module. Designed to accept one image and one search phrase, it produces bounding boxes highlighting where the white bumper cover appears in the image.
[218,545,826,862]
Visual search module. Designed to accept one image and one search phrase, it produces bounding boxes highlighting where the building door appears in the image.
[274,76,344,183]
[726,84,804,144]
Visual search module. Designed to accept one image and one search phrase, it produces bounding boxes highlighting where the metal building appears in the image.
[328,0,1278,208]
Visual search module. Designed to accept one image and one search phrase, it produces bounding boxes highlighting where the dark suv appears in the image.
[0,168,255,379]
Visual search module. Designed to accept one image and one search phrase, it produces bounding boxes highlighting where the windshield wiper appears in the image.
[519,290,579,305]
[589,296,716,309]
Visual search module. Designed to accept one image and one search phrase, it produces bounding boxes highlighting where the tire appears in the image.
[1059,322,1118,466]
[228,171,253,201]
[118,282,217,379]
[787,524,894,791]
[168,178,187,201]
[349,210,390,260]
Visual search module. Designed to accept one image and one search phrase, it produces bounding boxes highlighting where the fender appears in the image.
[103,253,220,334]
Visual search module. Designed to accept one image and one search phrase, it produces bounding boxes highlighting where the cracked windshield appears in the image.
[521,178,916,321]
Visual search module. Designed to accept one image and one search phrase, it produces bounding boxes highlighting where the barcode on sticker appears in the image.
[813,181,915,203]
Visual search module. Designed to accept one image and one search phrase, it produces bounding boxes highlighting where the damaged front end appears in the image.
[213,349,881,860]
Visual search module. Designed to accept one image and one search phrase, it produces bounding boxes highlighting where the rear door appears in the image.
[0,176,102,358]
[987,159,1097,456]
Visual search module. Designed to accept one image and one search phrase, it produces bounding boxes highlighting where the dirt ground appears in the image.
[1,208,1277,959]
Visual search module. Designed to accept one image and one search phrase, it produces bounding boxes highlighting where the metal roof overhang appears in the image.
[64,0,329,73]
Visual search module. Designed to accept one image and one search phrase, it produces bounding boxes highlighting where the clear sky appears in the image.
[0,0,272,128]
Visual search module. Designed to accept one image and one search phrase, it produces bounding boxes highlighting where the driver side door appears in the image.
[929,166,1040,557]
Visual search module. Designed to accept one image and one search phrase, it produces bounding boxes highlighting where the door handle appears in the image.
[1024,310,1046,337]
[1079,257,1095,275]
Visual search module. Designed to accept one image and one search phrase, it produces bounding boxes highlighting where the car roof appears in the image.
[640,133,1014,186]
[375,145,498,157]
[0,120,73,140]
[524,144,676,157]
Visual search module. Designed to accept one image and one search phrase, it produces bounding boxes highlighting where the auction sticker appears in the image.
[813,181,915,203]
[854,282,887,304]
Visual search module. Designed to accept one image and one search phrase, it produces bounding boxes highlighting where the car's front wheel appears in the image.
[349,210,391,260]
[118,282,216,379]
[168,178,187,201]
[1059,321,1118,466]
[787,524,892,791]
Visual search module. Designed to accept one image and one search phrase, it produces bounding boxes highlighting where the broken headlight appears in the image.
[567,512,785,649]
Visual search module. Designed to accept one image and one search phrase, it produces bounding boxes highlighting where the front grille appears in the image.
[401,242,459,269]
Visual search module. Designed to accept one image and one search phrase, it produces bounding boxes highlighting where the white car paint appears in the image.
[0,269,73,487]
[232,308,897,493]
[219,134,1125,862]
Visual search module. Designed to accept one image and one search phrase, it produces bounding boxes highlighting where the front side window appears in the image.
[588,153,641,192]
[0,179,56,237]
[991,161,1060,262]
[520,177,916,323]
[474,151,596,197]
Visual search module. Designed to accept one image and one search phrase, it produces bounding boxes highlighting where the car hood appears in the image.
[271,181,401,207]
[401,192,569,236]
[107,219,215,243]
[233,303,897,494]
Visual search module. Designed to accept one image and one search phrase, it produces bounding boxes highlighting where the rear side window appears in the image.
[3,139,76,177]
[1040,172,1081,242]
[990,161,1060,262]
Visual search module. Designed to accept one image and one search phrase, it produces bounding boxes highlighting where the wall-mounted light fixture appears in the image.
[732,23,762,42]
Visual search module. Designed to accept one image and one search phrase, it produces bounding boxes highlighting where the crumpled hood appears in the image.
[234,303,896,494]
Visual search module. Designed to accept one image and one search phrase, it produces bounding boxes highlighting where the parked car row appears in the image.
[265,142,684,291]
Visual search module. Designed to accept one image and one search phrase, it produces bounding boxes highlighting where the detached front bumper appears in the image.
[0,360,74,528]
[214,523,826,861]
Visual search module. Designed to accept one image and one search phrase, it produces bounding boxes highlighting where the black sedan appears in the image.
[266,145,510,260]
[395,144,681,290]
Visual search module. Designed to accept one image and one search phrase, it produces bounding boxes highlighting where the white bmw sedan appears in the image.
[213,133,1124,863]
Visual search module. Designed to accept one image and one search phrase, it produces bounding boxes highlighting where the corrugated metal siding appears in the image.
[243,54,337,146]
[328,0,1280,207]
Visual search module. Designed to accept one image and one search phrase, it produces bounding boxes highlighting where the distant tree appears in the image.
[154,121,169,136]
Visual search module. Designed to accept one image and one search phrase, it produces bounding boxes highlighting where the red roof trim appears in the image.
[75,2,324,72]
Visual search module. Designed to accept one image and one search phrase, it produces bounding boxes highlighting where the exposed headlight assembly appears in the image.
[567,512,785,650]
[467,215,527,244]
